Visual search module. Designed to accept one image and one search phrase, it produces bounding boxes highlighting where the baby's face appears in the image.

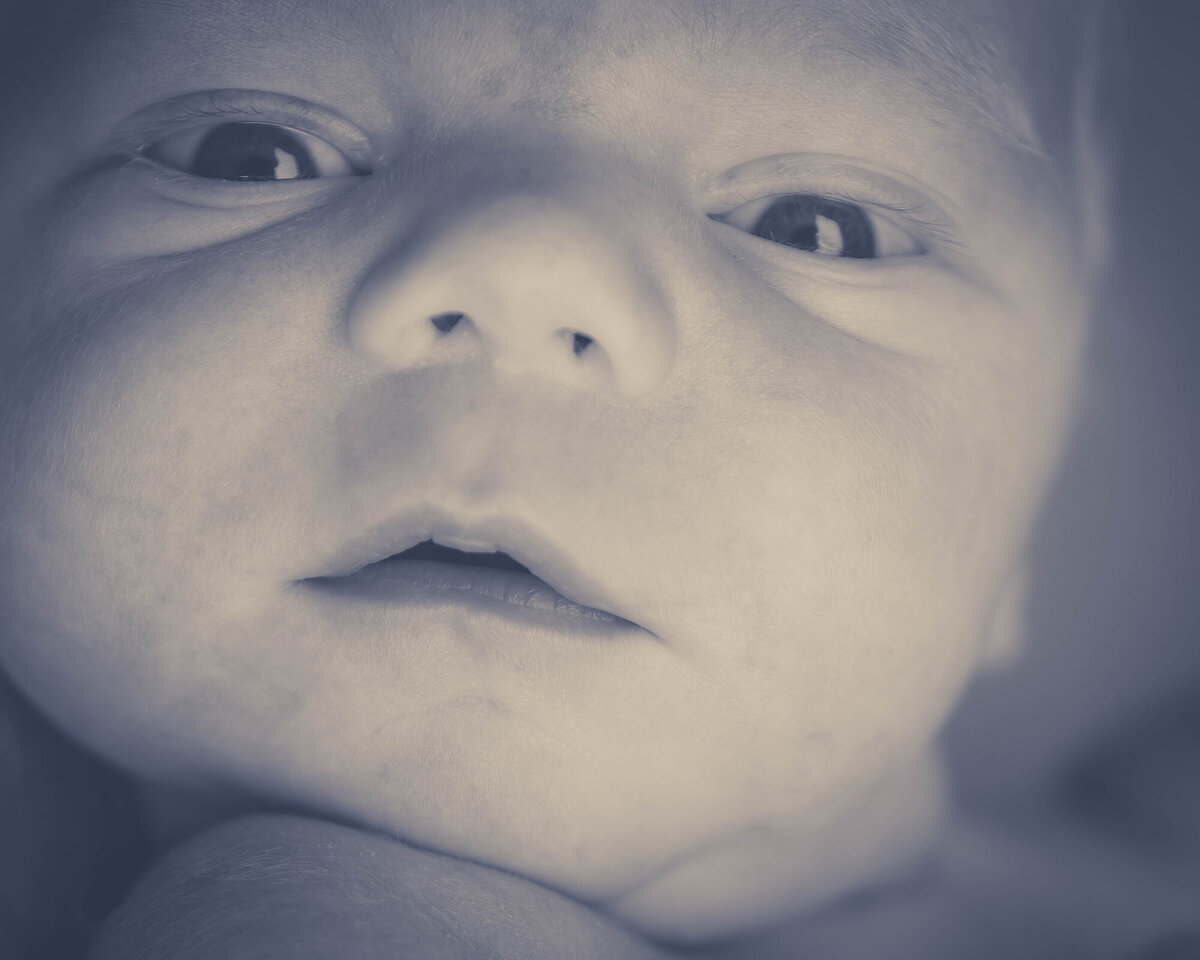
[0,0,1094,941]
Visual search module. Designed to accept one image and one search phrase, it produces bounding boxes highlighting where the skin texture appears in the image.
[88,814,669,960]
[0,0,1097,944]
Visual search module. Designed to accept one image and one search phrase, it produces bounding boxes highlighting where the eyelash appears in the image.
[846,194,961,253]
[140,97,338,143]
[117,94,963,264]
[114,91,376,180]
[726,188,959,249]
[143,122,365,183]
[714,194,904,262]
[704,148,968,263]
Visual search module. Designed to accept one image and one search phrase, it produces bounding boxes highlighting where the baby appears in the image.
[0,0,1147,956]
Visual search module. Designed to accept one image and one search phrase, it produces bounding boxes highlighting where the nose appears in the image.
[346,193,675,397]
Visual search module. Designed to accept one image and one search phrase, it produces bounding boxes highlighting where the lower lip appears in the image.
[299,559,639,632]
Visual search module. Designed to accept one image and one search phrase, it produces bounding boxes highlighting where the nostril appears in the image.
[430,311,465,334]
[571,332,594,355]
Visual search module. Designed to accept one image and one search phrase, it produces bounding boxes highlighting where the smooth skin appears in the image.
[0,0,1099,948]
[88,815,670,960]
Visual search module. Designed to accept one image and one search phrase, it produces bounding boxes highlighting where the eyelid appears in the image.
[704,153,962,249]
[105,89,376,172]
[717,193,923,259]
[145,123,360,180]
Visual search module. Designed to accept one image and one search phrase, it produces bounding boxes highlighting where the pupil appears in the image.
[752,196,875,258]
[191,123,317,181]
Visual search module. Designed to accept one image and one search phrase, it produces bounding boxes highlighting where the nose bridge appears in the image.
[346,185,676,398]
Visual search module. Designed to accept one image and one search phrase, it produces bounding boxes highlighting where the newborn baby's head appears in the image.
[0,0,1107,942]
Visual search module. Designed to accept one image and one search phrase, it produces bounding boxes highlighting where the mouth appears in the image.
[298,517,642,631]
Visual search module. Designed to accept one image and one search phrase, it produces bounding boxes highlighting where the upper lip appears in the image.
[298,503,639,627]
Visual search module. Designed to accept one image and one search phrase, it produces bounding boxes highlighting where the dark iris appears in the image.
[188,122,317,181]
[750,195,875,258]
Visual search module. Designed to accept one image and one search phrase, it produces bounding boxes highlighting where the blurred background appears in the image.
[946,0,1200,836]
[1,1,1198,957]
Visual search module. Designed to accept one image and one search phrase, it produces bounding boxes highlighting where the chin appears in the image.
[600,749,948,944]
[135,715,950,945]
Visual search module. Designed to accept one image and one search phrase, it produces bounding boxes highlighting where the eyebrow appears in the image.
[700,0,1049,159]
[839,5,1046,156]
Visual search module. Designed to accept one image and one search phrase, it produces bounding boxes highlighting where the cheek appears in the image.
[9,240,351,513]
[657,315,1040,773]
[756,403,985,698]
[0,253,338,721]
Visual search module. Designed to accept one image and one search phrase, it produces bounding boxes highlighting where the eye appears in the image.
[143,121,365,181]
[716,194,922,259]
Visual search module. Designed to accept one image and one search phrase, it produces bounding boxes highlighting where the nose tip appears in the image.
[346,194,675,397]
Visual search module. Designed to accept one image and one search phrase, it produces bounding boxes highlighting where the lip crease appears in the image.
[295,504,648,633]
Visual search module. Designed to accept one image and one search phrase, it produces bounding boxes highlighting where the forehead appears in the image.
[41,0,1049,152]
